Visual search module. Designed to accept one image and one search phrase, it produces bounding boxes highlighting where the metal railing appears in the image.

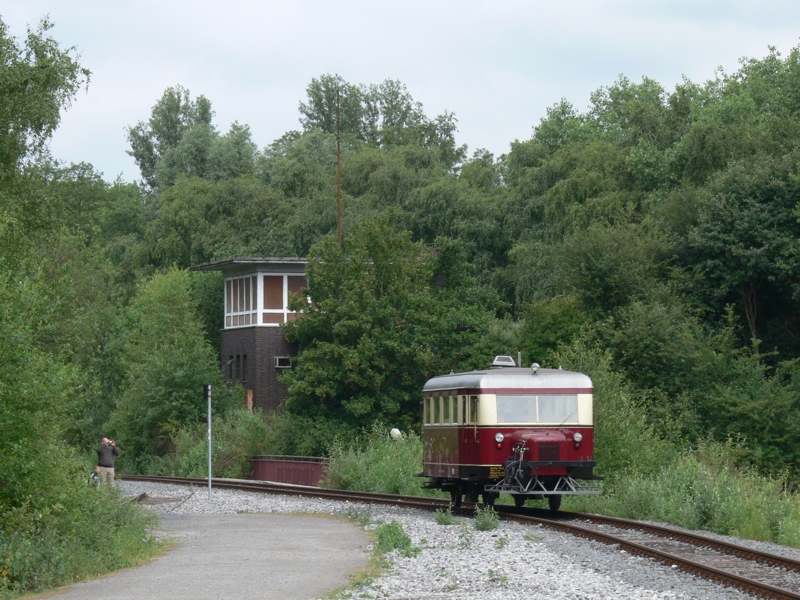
[250,455,330,486]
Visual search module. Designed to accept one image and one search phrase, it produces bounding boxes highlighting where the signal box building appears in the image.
[189,258,308,413]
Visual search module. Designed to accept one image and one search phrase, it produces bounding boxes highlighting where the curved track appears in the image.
[499,506,800,599]
[123,475,800,599]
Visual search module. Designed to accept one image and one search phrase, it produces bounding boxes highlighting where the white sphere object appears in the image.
[390,428,402,439]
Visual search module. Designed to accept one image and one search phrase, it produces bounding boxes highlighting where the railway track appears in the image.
[497,506,800,600]
[123,475,800,599]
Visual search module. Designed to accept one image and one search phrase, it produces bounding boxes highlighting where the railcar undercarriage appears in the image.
[485,472,602,510]
[424,469,602,511]
[487,445,602,509]
[424,444,602,510]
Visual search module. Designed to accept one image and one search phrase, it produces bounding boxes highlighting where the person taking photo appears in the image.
[95,437,120,486]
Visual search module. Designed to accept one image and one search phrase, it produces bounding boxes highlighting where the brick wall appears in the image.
[220,327,295,413]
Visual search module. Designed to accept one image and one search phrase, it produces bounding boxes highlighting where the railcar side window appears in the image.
[433,396,441,424]
[443,396,451,424]
[538,395,578,423]
[423,397,430,424]
[470,395,478,424]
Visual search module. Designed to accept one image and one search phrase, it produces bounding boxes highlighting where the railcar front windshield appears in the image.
[496,394,579,424]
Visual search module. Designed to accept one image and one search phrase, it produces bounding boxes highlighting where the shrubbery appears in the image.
[322,424,439,496]
[145,406,273,478]
[473,506,500,531]
[259,412,360,457]
[0,473,159,598]
[568,440,800,546]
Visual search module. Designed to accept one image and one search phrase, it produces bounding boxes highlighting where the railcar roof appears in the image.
[423,367,592,393]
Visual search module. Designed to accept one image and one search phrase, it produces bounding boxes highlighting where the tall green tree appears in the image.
[682,152,800,358]
[0,18,161,596]
[0,18,89,258]
[299,74,367,139]
[0,274,78,510]
[126,85,214,190]
[281,217,498,452]
[0,19,89,173]
[109,269,239,467]
[0,15,89,500]
[299,74,465,167]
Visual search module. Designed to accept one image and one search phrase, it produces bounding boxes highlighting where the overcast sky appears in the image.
[4,1,800,183]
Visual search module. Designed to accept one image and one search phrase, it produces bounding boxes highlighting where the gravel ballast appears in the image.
[120,481,770,599]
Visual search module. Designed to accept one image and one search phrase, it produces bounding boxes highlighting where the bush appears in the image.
[0,479,159,598]
[260,411,359,457]
[147,407,273,478]
[555,336,800,547]
[0,275,162,598]
[553,333,681,482]
[322,423,438,496]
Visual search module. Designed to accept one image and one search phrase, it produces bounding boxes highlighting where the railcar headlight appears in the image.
[495,433,505,443]
[573,432,583,443]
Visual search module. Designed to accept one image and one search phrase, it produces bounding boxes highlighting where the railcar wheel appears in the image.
[548,494,562,511]
[482,491,498,507]
[449,485,462,509]
[514,495,526,508]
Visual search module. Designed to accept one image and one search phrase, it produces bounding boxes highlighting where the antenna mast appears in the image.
[337,89,342,248]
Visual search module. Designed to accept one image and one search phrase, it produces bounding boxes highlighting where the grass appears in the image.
[487,569,508,583]
[327,513,422,599]
[457,523,473,548]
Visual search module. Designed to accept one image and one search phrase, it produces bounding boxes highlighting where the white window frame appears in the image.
[225,275,259,329]
[260,272,306,327]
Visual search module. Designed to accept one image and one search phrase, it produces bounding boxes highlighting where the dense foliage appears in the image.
[4,13,800,592]
[279,218,505,453]
[0,19,160,598]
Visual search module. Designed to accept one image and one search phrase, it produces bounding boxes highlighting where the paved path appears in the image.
[41,512,370,600]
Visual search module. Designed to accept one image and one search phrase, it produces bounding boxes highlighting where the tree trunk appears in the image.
[740,281,761,364]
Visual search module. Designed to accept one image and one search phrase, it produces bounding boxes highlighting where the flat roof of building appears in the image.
[189,257,308,274]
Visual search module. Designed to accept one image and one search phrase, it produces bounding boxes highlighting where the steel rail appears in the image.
[501,506,800,573]
[496,509,800,600]
[123,475,800,599]
[122,475,450,510]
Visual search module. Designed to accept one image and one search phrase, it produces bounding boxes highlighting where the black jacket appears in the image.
[96,444,120,468]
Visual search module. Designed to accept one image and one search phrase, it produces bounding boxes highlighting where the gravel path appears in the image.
[120,481,776,599]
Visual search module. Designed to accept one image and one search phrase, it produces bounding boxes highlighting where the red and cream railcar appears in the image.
[421,356,601,510]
